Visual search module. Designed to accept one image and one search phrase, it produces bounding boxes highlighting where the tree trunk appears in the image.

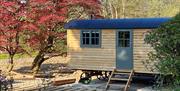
[31,36,54,74]
[8,55,14,72]
[122,0,125,18]
[31,51,47,74]
[108,1,114,18]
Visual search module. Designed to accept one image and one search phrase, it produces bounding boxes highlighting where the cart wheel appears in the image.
[79,72,91,84]
[105,71,111,79]
[97,74,103,80]
[97,71,108,80]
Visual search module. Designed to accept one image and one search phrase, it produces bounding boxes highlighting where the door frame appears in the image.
[115,30,133,69]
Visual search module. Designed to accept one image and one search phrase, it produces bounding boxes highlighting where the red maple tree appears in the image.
[0,1,27,72]
[22,0,102,74]
[0,0,101,73]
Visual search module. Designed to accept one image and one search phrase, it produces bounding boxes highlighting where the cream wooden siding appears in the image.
[67,29,116,71]
[133,29,155,73]
[67,29,155,73]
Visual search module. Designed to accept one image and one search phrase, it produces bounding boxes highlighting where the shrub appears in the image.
[145,12,180,87]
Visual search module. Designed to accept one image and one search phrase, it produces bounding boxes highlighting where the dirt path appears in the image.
[0,56,81,90]
[0,57,154,91]
[0,56,67,72]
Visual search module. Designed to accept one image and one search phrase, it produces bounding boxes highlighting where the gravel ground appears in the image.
[0,57,154,91]
[10,78,154,91]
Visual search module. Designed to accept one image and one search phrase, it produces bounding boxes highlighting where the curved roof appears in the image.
[64,18,171,29]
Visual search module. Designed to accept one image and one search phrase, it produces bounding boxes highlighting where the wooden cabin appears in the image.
[64,18,170,74]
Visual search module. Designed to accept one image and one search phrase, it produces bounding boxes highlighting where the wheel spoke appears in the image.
[79,72,91,84]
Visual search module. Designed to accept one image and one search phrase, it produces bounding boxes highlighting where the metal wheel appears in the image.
[104,71,111,79]
[97,71,111,80]
[79,72,92,84]
[97,71,106,80]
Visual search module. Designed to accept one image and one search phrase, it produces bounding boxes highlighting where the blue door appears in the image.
[116,30,133,69]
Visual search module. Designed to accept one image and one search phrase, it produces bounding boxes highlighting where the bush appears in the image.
[145,12,180,87]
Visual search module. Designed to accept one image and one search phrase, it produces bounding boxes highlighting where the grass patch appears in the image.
[0,52,37,60]
[174,87,180,91]
[0,53,9,59]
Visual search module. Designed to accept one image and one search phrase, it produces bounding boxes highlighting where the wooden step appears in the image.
[110,78,128,81]
[109,83,126,87]
[105,69,115,90]
[124,70,134,91]
[105,69,134,91]
[115,69,132,73]
[113,72,130,75]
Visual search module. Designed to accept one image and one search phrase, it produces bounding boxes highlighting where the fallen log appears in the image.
[34,74,55,78]
[52,78,76,86]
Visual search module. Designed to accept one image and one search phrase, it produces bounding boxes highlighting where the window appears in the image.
[118,31,130,47]
[81,30,101,48]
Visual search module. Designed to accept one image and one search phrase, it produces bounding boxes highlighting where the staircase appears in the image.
[105,69,134,91]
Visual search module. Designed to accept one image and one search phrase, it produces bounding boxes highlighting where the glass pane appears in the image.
[83,38,86,44]
[96,38,99,45]
[92,32,95,37]
[95,32,99,37]
[86,38,89,44]
[91,31,99,45]
[119,40,124,47]
[124,40,130,47]
[85,33,90,37]
[92,38,99,45]
[81,30,100,47]
[92,38,96,45]
[83,33,86,37]
[119,32,124,38]
[82,31,90,37]
[92,32,99,37]
[125,32,130,39]
[82,31,90,45]
[119,31,130,39]
[118,31,130,47]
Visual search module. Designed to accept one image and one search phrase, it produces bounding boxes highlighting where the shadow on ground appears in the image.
[33,77,155,91]
[13,63,73,74]
[89,76,155,91]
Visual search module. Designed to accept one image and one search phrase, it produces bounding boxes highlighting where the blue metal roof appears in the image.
[64,18,171,29]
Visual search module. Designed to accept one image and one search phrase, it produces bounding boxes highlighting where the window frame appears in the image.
[117,31,131,48]
[80,30,101,48]
[116,29,133,49]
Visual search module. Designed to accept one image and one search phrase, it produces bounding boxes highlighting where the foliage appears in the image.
[24,0,101,52]
[101,0,180,18]
[144,12,180,87]
[21,0,101,74]
[0,0,28,71]
[0,0,101,73]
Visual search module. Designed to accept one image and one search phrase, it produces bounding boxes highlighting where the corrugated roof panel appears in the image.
[64,18,171,29]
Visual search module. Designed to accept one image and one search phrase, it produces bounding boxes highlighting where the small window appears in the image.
[118,31,130,47]
[81,30,101,48]
[82,31,90,45]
